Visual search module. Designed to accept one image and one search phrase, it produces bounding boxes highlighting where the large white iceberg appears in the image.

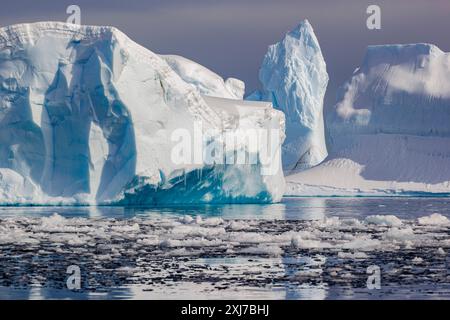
[287,43,450,196]
[247,20,329,172]
[0,22,285,205]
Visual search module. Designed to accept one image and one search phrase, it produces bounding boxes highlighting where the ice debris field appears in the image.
[0,212,449,298]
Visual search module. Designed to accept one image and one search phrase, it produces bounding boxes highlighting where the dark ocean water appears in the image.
[0,197,449,300]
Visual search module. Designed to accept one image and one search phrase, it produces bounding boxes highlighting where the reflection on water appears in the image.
[1,197,450,220]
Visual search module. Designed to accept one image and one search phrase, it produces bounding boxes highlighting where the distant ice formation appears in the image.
[287,43,450,196]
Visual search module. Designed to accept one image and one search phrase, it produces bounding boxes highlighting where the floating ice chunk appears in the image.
[167,248,198,257]
[384,227,415,241]
[291,237,331,249]
[227,220,250,231]
[161,238,223,248]
[337,251,368,259]
[171,225,226,238]
[199,217,224,227]
[412,257,424,264]
[41,213,66,228]
[241,244,283,257]
[341,237,381,251]
[180,215,194,224]
[365,215,403,227]
[418,213,450,226]
[111,223,140,233]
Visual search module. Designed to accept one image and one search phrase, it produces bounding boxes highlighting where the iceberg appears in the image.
[0,22,285,205]
[247,20,329,172]
[287,43,450,196]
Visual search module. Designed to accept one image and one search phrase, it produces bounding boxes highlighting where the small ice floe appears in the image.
[38,213,67,231]
[412,257,424,264]
[341,237,381,251]
[227,220,251,231]
[383,227,415,241]
[418,213,450,226]
[240,244,283,257]
[337,251,368,259]
[365,215,402,227]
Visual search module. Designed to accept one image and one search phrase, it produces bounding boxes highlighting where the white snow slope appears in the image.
[287,43,450,196]
[247,20,329,172]
[0,22,285,205]
[161,55,245,99]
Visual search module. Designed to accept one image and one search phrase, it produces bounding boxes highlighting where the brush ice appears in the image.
[248,20,329,172]
[287,43,450,196]
[1,212,448,253]
[0,22,285,205]
[1,212,449,297]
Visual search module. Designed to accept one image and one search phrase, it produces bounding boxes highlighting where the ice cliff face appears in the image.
[287,43,450,196]
[248,20,329,172]
[328,43,450,138]
[0,22,285,205]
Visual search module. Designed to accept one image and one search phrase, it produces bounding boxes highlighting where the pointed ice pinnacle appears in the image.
[248,20,329,172]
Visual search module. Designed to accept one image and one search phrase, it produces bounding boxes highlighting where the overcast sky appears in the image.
[1,0,449,108]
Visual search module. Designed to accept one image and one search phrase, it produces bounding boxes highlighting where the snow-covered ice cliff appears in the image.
[0,22,285,205]
[287,43,450,196]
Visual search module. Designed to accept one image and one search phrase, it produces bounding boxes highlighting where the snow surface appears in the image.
[160,55,245,99]
[0,22,285,205]
[247,20,329,172]
[287,43,450,196]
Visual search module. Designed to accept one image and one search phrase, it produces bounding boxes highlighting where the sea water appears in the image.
[0,197,449,299]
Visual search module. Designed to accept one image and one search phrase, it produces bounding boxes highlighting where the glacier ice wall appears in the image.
[287,43,450,196]
[248,20,329,172]
[0,22,285,205]
[327,44,450,139]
